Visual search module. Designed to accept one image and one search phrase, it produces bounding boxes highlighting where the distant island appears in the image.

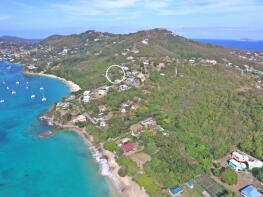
[1,28,263,197]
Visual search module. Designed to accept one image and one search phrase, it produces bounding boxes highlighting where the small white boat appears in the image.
[16,81,20,85]
[40,87,44,91]
[6,86,9,90]
[26,86,29,89]
[11,90,16,95]
[42,97,47,102]
[0,99,4,103]
[26,81,29,84]
[31,94,36,99]
[2,81,6,85]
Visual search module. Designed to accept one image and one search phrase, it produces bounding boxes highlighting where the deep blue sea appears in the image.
[0,60,114,197]
[194,39,263,51]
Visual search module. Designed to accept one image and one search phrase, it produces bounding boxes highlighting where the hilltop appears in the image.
[0,35,38,44]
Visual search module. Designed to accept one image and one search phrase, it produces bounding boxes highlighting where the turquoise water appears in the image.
[0,60,113,197]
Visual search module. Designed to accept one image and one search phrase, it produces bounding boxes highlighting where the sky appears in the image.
[0,0,263,40]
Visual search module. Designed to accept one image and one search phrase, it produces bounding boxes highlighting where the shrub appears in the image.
[118,166,128,177]
[221,167,238,185]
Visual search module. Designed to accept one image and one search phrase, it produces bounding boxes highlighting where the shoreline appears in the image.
[23,68,149,197]
[23,71,81,92]
[40,115,149,197]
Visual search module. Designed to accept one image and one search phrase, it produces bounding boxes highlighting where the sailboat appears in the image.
[41,91,46,102]
[42,97,47,102]
[40,87,44,91]
[16,81,20,85]
[31,94,36,99]
[6,86,9,90]
[11,90,16,95]
[0,99,4,103]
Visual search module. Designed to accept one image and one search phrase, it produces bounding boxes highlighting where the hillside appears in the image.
[14,29,263,197]
[0,35,38,44]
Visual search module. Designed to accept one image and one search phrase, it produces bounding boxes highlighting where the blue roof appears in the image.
[170,185,184,195]
[186,181,194,188]
[241,185,262,197]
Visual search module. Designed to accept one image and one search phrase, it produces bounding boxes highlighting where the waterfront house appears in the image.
[240,185,262,197]
[169,185,184,196]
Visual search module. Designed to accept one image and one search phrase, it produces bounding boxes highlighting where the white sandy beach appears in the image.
[23,71,81,92]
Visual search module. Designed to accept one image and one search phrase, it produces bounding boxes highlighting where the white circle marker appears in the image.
[105,65,126,84]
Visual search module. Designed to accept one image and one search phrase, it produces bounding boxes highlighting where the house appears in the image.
[98,105,107,112]
[65,95,76,101]
[83,90,91,96]
[131,104,139,110]
[141,117,156,127]
[56,102,70,109]
[228,159,246,171]
[83,95,91,103]
[150,124,164,132]
[141,39,148,45]
[121,138,130,144]
[160,73,165,76]
[137,73,146,82]
[206,59,217,64]
[119,84,131,91]
[93,114,104,122]
[100,121,106,127]
[127,56,134,60]
[186,181,194,189]
[130,123,144,138]
[121,108,126,113]
[98,89,106,95]
[122,101,131,107]
[232,152,248,163]
[169,185,184,196]
[121,143,135,153]
[126,77,135,83]
[73,115,86,123]
[240,185,262,197]
[189,59,195,64]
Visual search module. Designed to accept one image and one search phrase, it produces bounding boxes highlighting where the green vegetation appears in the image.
[19,29,263,196]
[221,167,238,185]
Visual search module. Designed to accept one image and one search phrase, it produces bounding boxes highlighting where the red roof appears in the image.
[98,105,106,110]
[121,143,135,152]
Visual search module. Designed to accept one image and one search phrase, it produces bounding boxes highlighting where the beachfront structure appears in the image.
[228,159,246,171]
[240,185,263,197]
[72,115,86,123]
[232,151,249,163]
[186,181,194,189]
[169,185,184,196]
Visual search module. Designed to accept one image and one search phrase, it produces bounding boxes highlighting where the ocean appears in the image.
[0,60,114,197]
[194,39,263,51]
